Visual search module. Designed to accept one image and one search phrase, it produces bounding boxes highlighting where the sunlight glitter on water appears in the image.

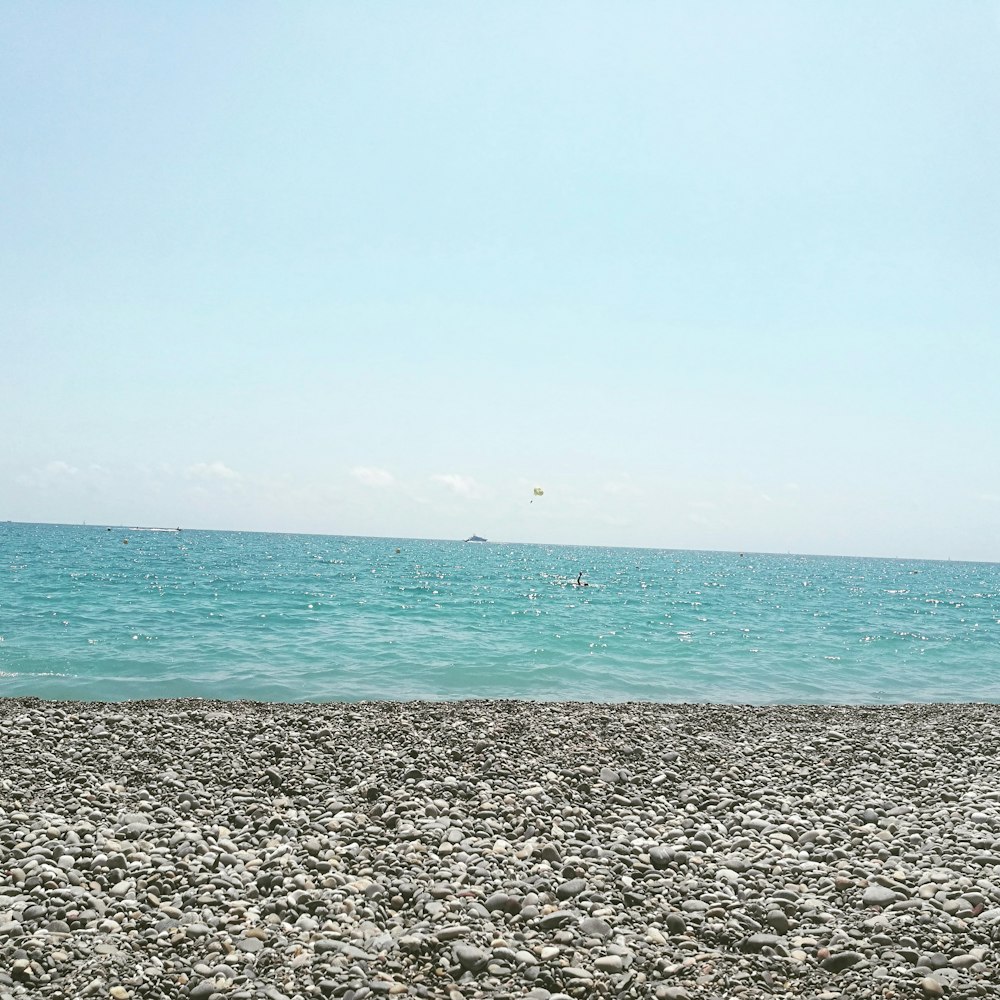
[2,523,999,703]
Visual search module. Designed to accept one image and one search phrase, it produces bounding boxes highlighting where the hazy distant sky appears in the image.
[3,3,998,559]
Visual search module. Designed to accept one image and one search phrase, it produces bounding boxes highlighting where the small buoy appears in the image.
[123,539,128,544]
[395,548,401,554]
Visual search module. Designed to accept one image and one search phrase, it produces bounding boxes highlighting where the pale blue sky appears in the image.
[3,3,998,558]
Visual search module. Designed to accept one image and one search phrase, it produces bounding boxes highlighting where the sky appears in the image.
[2,2,998,560]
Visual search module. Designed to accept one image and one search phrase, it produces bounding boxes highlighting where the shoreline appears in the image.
[1,701,997,998]
[5,697,1000,708]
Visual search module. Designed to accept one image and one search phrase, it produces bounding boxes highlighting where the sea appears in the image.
[1,521,998,704]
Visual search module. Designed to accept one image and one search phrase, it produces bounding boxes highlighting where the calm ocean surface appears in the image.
[1,521,998,703]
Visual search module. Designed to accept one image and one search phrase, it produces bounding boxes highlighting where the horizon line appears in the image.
[3,519,995,567]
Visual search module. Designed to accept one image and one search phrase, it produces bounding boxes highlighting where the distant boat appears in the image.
[465,534,487,542]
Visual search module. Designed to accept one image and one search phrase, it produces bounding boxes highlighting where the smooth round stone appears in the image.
[434,925,471,942]
[579,917,612,940]
[821,951,865,973]
[538,844,562,865]
[454,945,487,971]
[537,911,575,930]
[949,954,979,969]
[594,956,623,973]
[918,953,948,970]
[556,878,586,900]
[741,934,779,954]
[649,847,673,870]
[862,885,899,907]
[928,968,959,987]
[680,900,707,913]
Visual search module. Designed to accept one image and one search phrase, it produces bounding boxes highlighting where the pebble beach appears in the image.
[1,700,998,1000]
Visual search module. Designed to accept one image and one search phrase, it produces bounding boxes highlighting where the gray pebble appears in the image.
[1,699,998,1000]
[556,878,586,900]
[821,951,865,972]
[862,884,899,907]
[454,945,487,971]
[579,916,612,939]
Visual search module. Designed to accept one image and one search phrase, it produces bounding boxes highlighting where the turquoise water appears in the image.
[2,521,999,703]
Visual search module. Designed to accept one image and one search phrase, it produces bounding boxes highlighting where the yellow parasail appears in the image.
[533,487,544,497]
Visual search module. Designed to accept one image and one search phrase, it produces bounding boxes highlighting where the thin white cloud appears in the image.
[431,473,482,498]
[15,460,80,487]
[351,466,395,488]
[185,461,241,482]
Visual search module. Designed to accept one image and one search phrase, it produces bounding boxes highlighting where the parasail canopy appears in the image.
[533,487,544,497]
